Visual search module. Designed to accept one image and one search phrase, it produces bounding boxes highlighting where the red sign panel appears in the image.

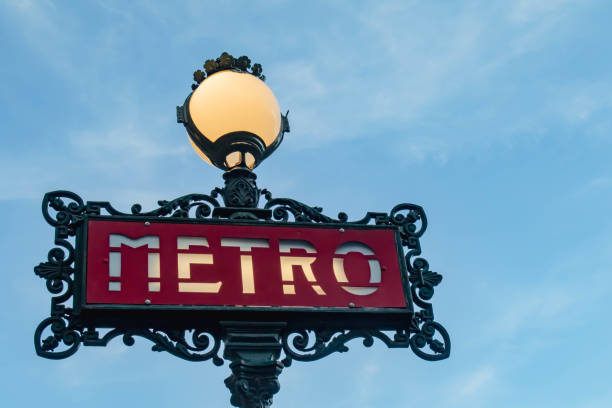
[85,219,407,309]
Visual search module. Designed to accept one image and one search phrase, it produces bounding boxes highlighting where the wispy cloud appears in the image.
[0,154,57,201]
[585,176,612,190]
[449,365,497,400]
[551,81,612,129]
[576,390,612,408]
[355,360,382,405]
[0,91,188,201]
[508,0,577,24]
[265,0,592,164]
[480,226,612,353]
[70,121,187,174]
[492,287,576,336]
[3,0,80,79]
[4,0,602,168]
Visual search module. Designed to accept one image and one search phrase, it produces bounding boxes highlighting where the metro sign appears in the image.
[36,190,448,371]
[82,218,410,312]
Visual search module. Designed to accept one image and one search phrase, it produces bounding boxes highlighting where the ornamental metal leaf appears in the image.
[190,52,266,90]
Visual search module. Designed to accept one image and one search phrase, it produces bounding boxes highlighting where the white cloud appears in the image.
[3,0,80,79]
[449,365,497,400]
[70,122,187,170]
[353,359,383,406]
[272,62,328,101]
[508,0,577,24]
[0,154,57,201]
[265,0,591,164]
[392,135,451,165]
[493,287,576,336]
[552,81,612,124]
[585,176,612,190]
[53,343,140,390]
[0,100,188,201]
[576,390,612,408]
[486,228,612,341]
[352,2,486,118]
[5,0,600,168]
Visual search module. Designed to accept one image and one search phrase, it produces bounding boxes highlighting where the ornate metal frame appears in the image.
[35,175,449,407]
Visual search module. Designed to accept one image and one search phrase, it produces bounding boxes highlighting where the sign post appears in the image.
[34,53,450,408]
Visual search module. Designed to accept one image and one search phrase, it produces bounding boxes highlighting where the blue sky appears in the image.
[2,1,612,407]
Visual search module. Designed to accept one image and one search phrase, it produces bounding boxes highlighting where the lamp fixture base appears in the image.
[214,168,262,208]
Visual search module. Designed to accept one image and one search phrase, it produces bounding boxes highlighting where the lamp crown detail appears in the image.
[192,52,265,90]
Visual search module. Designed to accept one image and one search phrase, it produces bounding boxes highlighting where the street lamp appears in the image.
[177,52,290,208]
[34,52,449,408]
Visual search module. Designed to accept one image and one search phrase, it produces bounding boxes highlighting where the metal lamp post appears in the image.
[34,53,450,408]
[178,52,292,406]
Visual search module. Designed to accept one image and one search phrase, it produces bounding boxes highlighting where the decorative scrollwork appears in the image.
[37,191,81,315]
[281,328,415,365]
[262,192,426,236]
[42,190,86,229]
[82,328,224,365]
[35,320,224,364]
[88,193,220,219]
[35,190,224,364]
[409,320,451,361]
[264,197,340,223]
[41,190,222,223]
[35,189,449,365]
[281,323,449,364]
[34,316,82,360]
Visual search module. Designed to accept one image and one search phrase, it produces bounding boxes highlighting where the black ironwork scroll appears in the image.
[35,188,449,363]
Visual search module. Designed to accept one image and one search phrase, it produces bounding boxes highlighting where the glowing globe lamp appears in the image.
[177,53,289,171]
